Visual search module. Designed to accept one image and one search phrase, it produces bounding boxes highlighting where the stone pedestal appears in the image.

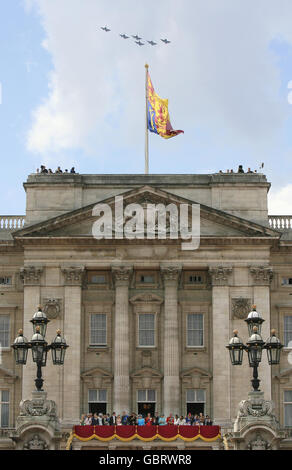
[10,391,62,450]
[226,390,286,450]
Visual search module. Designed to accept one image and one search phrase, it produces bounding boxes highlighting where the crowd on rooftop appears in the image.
[36,165,77,174]
[80,412,213,426]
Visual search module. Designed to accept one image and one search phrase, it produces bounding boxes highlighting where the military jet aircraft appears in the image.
[120,33,129,39]
[161,38,171,44]
[135,40,144,46]
[147,40,157,46]
[101,26,110,32]
[132,34,142,40]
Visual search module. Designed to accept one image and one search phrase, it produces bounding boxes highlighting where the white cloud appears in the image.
[25,0,292,166]
[268,184,292,214]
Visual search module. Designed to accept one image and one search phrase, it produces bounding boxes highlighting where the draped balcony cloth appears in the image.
[66,425,221,449]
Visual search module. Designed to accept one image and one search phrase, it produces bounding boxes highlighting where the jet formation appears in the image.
[100,26,171,47]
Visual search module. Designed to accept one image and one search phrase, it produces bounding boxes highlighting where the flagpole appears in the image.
[145,63,149,174]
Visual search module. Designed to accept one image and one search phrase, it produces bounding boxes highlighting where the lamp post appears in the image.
[226,305,283,392]
[11,307,69,392]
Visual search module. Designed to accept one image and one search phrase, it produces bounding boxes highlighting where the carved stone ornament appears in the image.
[247,433,271,451]
[160,265,182,283]
[111,266,133,286]
[232,298,252,320]
[19,393,57,418]
[249,266,273,286]
[43,298,61,319]
[62,266,84,286]
[23,434,48,450]
[209,266,232,286]
[238,397,274,419]
[20,266,43,286]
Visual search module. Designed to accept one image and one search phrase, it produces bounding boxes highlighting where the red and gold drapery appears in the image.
[66,425,221,449]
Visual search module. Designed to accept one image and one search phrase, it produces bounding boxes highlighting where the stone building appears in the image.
[0,171,292,449]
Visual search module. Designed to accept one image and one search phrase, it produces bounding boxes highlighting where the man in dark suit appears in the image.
[109,412,117,425]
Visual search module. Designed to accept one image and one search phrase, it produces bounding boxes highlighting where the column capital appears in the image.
[160,265,182,285]
[20,266,43,286]
[249,266,273,286]
[62,266,84,286]
[209,266,232,286]
[111,265,133,287]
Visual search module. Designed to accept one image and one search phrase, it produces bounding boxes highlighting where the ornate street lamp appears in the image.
[12,330,29,365]
[11,309,69,392]
[51,330,69,365]
[227,306,283,392]
[226,330,244,365]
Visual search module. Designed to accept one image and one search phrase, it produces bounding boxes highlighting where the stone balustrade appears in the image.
[268,215,292,230]
[0,216,25,231]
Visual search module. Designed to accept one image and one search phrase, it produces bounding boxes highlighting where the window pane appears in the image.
[88,389,97,402]
[91,275,106,284]
[147,390,156,402]
[186,389,195,402]
[98,389,107,402]
[187,314,203,347]
[284,391,292,403]
[284,316,292,347]
[138,390,146,402]
[90,314,106,345]
[139,314,155,346]
[196,389,206,402]
[1,403,9,427]
[284,404,292,427]
[0,316,9,348]
[1,391,9,403]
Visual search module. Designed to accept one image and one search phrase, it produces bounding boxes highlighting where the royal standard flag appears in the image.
[147,71,184,139]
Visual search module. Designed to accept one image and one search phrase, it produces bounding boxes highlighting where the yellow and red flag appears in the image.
[147,71,184,139]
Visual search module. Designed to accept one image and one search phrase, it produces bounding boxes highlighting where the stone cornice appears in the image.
[209,266,233,286]
[61,266,84,286]
[249,266,273,285]
[20,266,43,286]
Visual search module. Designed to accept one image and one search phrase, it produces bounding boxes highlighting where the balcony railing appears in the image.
[268,215,292,231]
[0,216,25,231]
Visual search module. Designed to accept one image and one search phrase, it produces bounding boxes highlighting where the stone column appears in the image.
[250,266,273,400]
[111,265,133,414]
[20,266,43,401]
[61,266,84,425]
[209,266,233,426]
[161,265,181,417]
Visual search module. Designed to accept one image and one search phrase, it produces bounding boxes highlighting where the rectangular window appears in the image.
[137,389,156,402]
[284,316,292,348]
[0,277,12,286]
[138,314,155,347]
[187,313,204,347]
[90,314,107,346]
[140,275,155,283]
[88,389,107,414]
[0,315,10,348]
[0,390,9,428]
[282,278,292,286]
[284,391,292,428]
[186,389,205,403]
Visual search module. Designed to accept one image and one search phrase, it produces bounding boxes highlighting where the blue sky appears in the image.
[1,0,292,215]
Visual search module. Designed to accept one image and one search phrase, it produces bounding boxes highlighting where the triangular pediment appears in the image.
[81,367,113,379]
[130,367,163,379]
[0,365,18,381]
[13,185,280,240]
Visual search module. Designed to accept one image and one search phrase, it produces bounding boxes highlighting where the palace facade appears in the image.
[0,171,292,449]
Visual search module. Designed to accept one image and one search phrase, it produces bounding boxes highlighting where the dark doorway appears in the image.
[187,403,204,415]
[89,403,107,414]
[138,403,155,417]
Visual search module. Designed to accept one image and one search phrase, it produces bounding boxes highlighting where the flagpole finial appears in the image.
[145,63,149,69]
